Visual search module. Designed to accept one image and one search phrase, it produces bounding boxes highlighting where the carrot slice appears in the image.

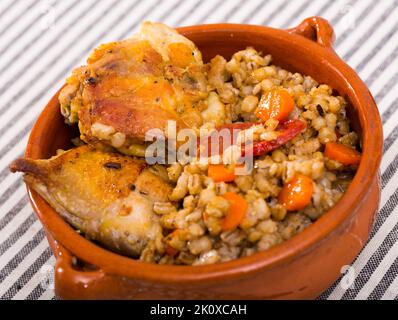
[324,142,361,165]
[278,174,314,211]
[221,192,248,231]
[255,88,295,121]
[208,164,235,182]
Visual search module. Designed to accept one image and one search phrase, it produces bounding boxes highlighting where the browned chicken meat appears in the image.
[59,22,209,157]
[10,145,173,258]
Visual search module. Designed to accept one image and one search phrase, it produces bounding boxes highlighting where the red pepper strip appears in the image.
[245,119,306,157]
[198,119,306,158]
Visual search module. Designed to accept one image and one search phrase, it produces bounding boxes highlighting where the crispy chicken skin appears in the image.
[10,145,173,257]
[59,22,208,155]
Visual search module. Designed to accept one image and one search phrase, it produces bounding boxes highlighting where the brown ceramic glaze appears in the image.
[22,17,383,299]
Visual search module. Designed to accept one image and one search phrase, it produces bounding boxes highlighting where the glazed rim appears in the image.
[26,23,383,284]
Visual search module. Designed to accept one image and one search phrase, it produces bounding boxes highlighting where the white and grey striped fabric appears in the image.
[0,0,397,300]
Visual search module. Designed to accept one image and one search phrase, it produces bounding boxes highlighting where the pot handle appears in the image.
[287,16,335,48]
[52,241,108,299]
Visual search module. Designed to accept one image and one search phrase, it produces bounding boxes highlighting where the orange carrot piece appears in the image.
[221,192,248,231]
[324,142,361,165]
[278,174,314,211]
[208,164,235,182]
[255,88,295,122]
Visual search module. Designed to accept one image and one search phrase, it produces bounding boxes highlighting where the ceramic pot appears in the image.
[22,17,383,299]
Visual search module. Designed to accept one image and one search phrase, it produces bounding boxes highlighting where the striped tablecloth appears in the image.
[0,0,397,300]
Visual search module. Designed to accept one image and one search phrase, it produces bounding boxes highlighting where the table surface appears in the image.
[0,0,397,300]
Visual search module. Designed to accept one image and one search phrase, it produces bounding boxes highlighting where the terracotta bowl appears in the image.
[23,17,383,299]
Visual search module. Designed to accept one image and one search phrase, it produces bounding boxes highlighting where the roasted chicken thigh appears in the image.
[59,22,208,156]
[10,145,173,257]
